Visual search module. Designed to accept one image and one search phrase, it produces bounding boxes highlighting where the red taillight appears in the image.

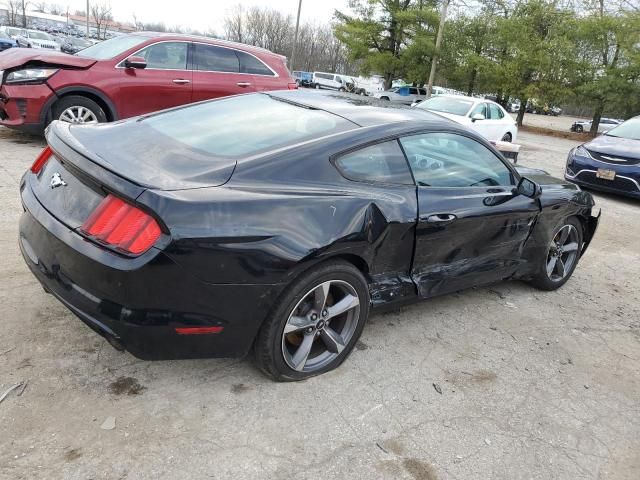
[31,146,53,174]
[81,194,161,255]
[287,82,298,90]
[175,326,224,335]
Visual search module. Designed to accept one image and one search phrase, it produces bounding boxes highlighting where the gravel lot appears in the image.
[509,112,584,133]
[0,125,639,480]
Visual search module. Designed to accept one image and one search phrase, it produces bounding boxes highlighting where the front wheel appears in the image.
[314,83,320,89]
[501,132,512,142]
[575,125,584,133]
[254,261,370,381]
[53,95,107,125]
[528,218,583,291]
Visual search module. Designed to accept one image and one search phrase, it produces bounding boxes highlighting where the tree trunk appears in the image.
[590,100,604,137]
[467,68,477,96]
[384,72,393,90]
[516,99,527,127]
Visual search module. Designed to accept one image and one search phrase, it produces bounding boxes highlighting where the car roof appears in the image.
[268,90,454,128]
[131,32,278,56]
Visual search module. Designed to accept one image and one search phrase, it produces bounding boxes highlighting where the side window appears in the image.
[409,87,419,95]
[136,42,187,70]
[419,88,427,96]
[236,50,274,76]
[194,44,239,72]
[470,103,487,119]
[334,140,414,185]
[489,103,504,119]
[399,132,514,187]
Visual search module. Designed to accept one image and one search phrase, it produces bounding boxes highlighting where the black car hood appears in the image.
[50,121,237,191]
[585,134,640,160]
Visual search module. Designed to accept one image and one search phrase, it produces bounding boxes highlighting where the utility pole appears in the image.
[426,0,450,98]
[86,0,90,37]
[290,0,303,71]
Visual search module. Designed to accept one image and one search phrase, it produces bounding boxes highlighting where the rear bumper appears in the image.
[19,180,282,360]
[0,83,54,133]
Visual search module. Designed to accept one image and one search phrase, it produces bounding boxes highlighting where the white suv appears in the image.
[374,86,426,105]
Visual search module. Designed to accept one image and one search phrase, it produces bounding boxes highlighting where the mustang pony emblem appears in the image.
[50,172,67,189]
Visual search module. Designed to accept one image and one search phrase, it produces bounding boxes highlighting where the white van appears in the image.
[311,72,346,91]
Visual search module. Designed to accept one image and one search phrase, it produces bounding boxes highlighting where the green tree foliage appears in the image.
[335,0,439,88]
[573,3,640,133]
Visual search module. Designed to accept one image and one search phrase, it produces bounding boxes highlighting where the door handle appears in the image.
[424,214,457,223]
[236,82,252,87]
[172,79,191,84]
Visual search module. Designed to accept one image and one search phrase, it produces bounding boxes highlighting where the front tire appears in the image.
[254,261,370,381]
[501,132,512,142]
[576,125,584,133]
[528,217,583,291]
[314,83,320,89]
[53,95,107,125]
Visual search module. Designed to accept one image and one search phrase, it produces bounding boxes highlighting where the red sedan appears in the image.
[0,32,296,133]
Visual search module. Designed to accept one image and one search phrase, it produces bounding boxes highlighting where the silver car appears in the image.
[374,86,426,105]
[570,117,621,134]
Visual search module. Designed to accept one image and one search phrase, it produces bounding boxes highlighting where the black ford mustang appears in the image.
[19,91,600,381]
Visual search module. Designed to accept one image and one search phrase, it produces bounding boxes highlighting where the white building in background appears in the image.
[0,9,75,29]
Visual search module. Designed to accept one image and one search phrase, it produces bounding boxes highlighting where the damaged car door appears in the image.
[399,131,540,298]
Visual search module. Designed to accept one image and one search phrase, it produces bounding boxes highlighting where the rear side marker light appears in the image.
[175,326,224,335]
[31,146,53,173]
[80,194,161,255]
[287,82,298,90]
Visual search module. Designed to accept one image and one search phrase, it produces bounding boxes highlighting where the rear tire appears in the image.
[52,95,107,125]
[576,125,584,133]
[254,261,370,381]
[528,217,583,291]
[314,83,320,89]
[380,96,390,101]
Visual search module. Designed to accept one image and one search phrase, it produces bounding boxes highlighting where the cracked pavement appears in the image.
[0,125,638,479]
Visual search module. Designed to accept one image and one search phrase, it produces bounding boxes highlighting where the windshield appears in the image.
[143,94,357,158]
[416,96,475,116]
[75,35,147,60]
[29,31,52,40]
[605,117,640,141]
[6,27,21,36]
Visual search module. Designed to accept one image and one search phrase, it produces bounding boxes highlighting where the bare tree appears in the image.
[32,1,47,13]
[3,0,21,26]
[49,3,64,16]
[224,4,244,43]
[91,1,112,39]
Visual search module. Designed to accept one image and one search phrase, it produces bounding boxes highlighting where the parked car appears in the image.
[565,116,640,199]
[292,70,313,87]
[18,90,599,380]
[570,117,621,134]
[414,94,517,142]
[374,85,426,105]
[526,100,561,116]
[0,33,18,52]
[0,32,296,133]
[354,75,385,96]
[60,37,93,54]
[0,25,23,40]
[311,71,348,91]
[15,29,60,50]
[508,101,521,113]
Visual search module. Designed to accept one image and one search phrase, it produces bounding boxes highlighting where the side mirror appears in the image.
[516,176,542,199]
[124,56,147,69]
[471,113,485,122]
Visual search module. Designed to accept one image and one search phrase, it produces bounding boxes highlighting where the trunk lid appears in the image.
[50,120,237,191]
[0,48,96,70]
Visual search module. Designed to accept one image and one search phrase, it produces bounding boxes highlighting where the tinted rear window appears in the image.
[142,94,358,157]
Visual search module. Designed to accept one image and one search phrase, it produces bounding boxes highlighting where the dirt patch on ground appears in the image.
[108,376,146,396]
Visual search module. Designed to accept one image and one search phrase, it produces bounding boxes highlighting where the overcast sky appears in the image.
[58,0,350,33]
